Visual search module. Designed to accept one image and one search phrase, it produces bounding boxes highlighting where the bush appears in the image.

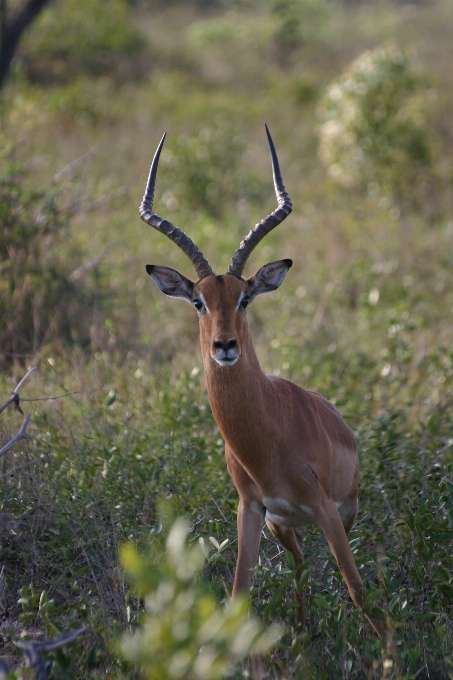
[0,154,114,366]
[21,0,145,83]
[120,515,281,679]
[317,47,436,206]
[268,0,334,67]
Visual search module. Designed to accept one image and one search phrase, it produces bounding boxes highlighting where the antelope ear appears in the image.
[146,265,194,301]
[247,259,292,300]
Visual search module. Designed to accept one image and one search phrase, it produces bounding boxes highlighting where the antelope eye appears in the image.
[193,299,204,311]
[240,297,249,309]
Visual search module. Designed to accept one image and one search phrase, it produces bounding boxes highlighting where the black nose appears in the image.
[213,338,237,351]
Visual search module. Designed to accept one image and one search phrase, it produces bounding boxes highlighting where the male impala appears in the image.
[140,126,384,638]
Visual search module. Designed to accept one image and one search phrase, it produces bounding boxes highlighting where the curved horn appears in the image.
[227,124,292,278]
[139,133,215,280]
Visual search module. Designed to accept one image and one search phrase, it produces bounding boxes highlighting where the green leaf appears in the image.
[385,551,399,561]
[363,589,381,613]
[330,592,341,608]
[313,594,331,611]
[286,550,295,569]
[295,569,310,595]
[87,644,100,668]
[39,590,48,610]
[18,612,35,625]
[349,538,361,551]
[55,648,70,669]
[106,393,117,406]
[387,577,404,593]
[40,599,55,614]
[208,536,220,550]
[368,607,385,620]
[437,565,452,581]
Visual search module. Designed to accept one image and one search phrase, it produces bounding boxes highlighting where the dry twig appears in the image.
[0,367,37,457]
[0,413,31,458]
[0,367,38,415]
[69,244,114,282]
[52,146,99,183]
[1,627,88,680]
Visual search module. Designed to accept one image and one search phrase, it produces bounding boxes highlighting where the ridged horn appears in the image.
[227,124,292,278]
[139,133,215,280]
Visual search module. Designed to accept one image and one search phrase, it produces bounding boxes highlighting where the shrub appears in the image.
[317,47,436,207]
[0,154,113,366]
[21,0,145,83]
[269,0,334,67]
[120,515,281,679]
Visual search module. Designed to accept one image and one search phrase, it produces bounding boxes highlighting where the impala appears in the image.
[139,126,384,638]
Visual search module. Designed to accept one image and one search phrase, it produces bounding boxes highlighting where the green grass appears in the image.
[2,360,453,677]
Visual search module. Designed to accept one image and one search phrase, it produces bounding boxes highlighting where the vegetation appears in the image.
[1,0,453,677]
[120,512,281,679]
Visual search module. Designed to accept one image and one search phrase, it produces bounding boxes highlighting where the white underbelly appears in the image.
[263,496,316,528]
[263,496,351,529]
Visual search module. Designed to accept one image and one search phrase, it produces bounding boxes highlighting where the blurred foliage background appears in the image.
[1,0,453,677]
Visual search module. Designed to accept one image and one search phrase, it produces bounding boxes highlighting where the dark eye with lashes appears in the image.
[240,298,249,309]
[193,300,204,311]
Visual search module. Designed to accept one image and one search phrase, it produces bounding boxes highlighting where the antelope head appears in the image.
[141,125,293,368]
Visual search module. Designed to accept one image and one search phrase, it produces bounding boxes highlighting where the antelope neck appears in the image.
[202,327,272,455]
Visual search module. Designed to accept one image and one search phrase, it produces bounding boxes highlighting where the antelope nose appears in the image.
[213,338,237,352]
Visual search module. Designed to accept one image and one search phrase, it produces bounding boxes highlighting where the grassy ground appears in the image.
[1,0,453,677]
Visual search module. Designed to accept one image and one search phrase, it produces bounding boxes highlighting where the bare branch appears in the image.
[11,627,87,680]
[65,187,128,219]
[0,366,38,414]
[53,146,100,183]
[40,626,87,652]
[69,244,114,282]
[14,626,87,656]
[13,366,39,394]
[0,391,22,415]
[20,391,79,402]
[0,564,6,614]
[0,412,31,457]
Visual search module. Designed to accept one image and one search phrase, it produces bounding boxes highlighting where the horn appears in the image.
[139,133,214,280]
[227,124,292,278]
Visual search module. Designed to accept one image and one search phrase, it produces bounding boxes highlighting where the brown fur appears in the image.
[193,273,384,637]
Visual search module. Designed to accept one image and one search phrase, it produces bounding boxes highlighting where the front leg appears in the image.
[225,445,265,597]
[232,498,265,596]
